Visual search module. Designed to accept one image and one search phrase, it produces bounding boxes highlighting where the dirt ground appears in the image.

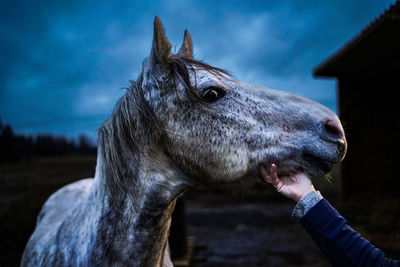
[184,189,331,267]
[0,156,398,266]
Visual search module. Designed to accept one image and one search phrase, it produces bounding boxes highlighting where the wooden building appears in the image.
[314,1,400,200]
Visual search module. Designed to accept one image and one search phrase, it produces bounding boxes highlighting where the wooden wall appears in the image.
[338,76,400,199]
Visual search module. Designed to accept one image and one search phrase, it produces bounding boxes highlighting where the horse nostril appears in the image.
[322,118,345,141]
[325,121,341,137]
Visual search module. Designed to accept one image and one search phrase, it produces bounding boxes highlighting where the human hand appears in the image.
[260,164,316,202]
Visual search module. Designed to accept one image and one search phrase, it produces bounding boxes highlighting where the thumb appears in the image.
[260,164,280,187]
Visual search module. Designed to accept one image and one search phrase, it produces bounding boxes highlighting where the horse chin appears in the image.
[257,155,335,182]
[302,154,334,177]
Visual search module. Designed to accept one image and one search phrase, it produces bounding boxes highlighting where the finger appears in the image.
[269,164,280,185]
[260,165,272,183]
[276,183,284,193]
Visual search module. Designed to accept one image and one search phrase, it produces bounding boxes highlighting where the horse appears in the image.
[21,17,347,266]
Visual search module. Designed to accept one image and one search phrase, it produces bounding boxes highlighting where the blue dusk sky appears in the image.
[0,0,395,140]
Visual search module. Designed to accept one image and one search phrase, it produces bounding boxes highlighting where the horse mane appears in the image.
[97,55,229,207]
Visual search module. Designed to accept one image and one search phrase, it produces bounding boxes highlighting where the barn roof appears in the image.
[314,1,400,77]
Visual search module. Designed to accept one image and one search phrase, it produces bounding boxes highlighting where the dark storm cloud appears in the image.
[0,0,395,138]
[0,0,147,137]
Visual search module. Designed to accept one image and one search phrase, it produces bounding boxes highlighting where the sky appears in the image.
[0,0,396,140]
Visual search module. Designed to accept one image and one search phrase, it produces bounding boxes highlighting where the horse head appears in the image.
[132,17,346,185]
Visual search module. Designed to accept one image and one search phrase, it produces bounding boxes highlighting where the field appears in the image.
[0,156,97,266]
[0,156,398,266]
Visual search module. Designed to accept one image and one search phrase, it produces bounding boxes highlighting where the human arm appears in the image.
[260,165,399,267]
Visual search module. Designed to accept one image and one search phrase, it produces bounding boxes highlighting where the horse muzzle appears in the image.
[302,119,347,177]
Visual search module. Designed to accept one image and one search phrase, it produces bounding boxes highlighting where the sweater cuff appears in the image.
[292,191,323,219]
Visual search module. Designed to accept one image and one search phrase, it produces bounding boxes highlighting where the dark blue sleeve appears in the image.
[300,198,399,267]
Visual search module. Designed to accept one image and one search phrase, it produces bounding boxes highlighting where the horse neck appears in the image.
[89,146,186,266]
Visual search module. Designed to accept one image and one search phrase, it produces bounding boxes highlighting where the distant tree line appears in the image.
[0,119,96,163]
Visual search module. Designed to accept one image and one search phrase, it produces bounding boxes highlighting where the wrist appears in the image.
[292,190,323,219]
[293,186,316,203]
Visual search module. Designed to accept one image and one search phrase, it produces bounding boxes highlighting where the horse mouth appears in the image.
[257,153,336,182]
[302,154,334,176]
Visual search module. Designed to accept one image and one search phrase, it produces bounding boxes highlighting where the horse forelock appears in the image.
[141,55,231,106]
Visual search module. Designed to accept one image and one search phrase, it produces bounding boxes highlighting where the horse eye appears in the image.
[201,87,226,102]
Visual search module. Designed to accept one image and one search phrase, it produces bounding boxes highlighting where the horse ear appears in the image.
[178,29,193,59]
[149,16,172,65]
